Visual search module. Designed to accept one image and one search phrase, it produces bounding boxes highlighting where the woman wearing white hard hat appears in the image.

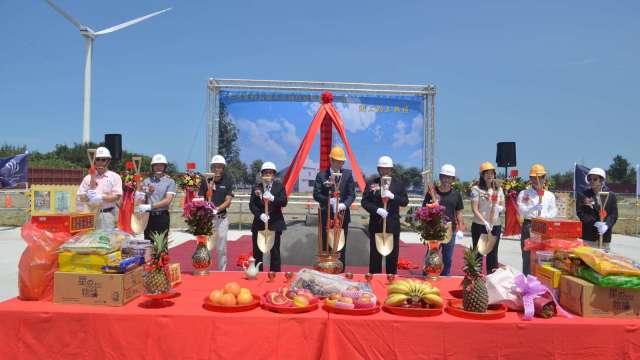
[361,155,409,274]
[76,146,123,229]
[249,161,288,272]
[197,154,235,270]
[576,167,618,249]
[135,154,177,242]
[422,164,465,276]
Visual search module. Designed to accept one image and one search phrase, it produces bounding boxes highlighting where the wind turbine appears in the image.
[44,0,171,143]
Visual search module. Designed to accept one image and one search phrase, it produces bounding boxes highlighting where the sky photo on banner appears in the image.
[220,91,425,177]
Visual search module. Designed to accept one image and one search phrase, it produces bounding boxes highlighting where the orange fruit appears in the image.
[239,288,251,295]
[209,289,223,304]
[224,282,241,296]
[220,293,237,306]
[237,291,253,305]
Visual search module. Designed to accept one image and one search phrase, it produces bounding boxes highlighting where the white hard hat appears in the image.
[440,164,456,177]
[586,167,606,181]
[210,155,226,165]
[95,147,111,158]
[151,154,168,165]
[261,161,277,172]
[377,155,393,168]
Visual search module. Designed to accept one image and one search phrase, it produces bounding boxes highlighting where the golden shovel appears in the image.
[375,201,393,256]
[478,187,498,256]
[257,199,275,253]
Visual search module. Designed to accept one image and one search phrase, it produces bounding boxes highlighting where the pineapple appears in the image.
[143,231,171,294]
[461,246,489,313]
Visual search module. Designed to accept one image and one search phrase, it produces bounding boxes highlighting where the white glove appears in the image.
[260,213,269,223]
[338,203,347,212]
[263,191,274,202]
[134,191,146,201]
[383,190,395,199]
[484,220,492,233]
[87,189,101,202]
[530,204,543,213]
[136,204,151,213]
[595,222,608,235]
[495,205,504,214]
[455,230,464,242]
[329,198,337,208]
[376,208,388,218]
[212,208,218,215]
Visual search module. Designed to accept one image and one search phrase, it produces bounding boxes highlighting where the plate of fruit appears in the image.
[323,290,380,315]
[261,287,320,313]
[203,281,260,312]
[382,278,444,317]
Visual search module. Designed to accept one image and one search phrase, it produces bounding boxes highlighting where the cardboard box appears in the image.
[559,275,640,318]
[534,264,562,289]
[54,267,143,306]
[58,251,121,274]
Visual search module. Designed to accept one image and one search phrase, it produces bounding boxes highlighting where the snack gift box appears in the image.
[559,275,640,318]
[54,267,143,306]
[58,251,121,274]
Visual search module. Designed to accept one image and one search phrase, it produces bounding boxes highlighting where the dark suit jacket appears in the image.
[313,168,356,224]
[361,176,409,233]
[576,189,618,242]
[249,180,287,232]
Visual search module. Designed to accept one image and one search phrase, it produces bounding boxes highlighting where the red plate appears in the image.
[448,289,463,299]
[382,304,443,317]
[445,299,507,320]
[203,294,260,312]
[261,296,320,314]
[324,301,381,316]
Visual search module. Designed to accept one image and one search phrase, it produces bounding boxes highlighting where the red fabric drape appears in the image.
[320,117,332,171]
[183,188,195,217]
[504,191,522,236]
[117,191,135,234]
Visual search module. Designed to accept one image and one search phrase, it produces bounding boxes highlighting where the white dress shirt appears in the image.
[517,188,558,219]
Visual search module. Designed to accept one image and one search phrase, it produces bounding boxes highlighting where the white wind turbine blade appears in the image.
[44,0,84,29]
[94,8,171,36]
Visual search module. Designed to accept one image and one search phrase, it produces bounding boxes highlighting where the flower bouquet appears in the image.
[410,203,451,243]
[185,201,216,236]
[176,173,201,192]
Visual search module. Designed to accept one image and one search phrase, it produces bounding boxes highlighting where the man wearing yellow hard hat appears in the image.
[516,163,557,275]
[313,145,356,269]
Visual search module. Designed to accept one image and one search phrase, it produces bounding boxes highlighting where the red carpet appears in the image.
[172,236,496,276]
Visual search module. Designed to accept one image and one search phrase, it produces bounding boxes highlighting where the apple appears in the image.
[293,295,309,307]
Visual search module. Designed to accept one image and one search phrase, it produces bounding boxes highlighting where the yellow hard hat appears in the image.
[329,146,347,161]
[479,161,496,173]
[529,164,546,177]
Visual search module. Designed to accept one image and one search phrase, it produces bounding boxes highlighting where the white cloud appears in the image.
[237,118,287,159]
[280,119,300,147]
[409,148,422,160]
[392,115,422,148]
[371,125,383,142]
[304,100,376,134]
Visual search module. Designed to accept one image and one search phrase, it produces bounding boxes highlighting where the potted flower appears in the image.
[410,203,451,280]
[185,201,216,275]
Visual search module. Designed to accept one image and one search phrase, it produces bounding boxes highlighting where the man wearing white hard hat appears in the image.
[135,154,176,242]
[361,155,408,274]
[576,167,618,249]
[422,164,465,276]
[249,161,287,272]
[198,154,234,270]
[77,146,123,229]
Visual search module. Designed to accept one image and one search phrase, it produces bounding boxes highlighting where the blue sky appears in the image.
[1,1,638,180]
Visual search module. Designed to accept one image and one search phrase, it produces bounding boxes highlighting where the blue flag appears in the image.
[574,163,608,194]
[0,153,29,188]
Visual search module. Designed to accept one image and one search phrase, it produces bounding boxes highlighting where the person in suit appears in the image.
[576,167,618,249]
[313,146,356,269]
[249,161,287,272]
[361,155,409,274]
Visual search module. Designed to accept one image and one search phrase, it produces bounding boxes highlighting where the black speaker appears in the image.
[496,142,516,167]
[104,134,122,161]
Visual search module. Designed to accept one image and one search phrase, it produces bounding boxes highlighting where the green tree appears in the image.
[248,159,264,185]
[218,102,240,162]
[607,154,632,183]
[0,144,27,157]
[225,158,249,186]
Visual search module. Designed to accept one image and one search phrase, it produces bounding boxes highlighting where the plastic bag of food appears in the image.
[59,229,131,254]
[572,246,640,276]
[19,223,72,300]
[290,269,372,298]
[576,266,640,288]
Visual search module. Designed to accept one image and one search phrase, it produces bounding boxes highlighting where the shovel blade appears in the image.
[327,230,345,251]
[375,233,393,256]
[477,233,496,256]
[130,212,149,235]
[257,231,274,253]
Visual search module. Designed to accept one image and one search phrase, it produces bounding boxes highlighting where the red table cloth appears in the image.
[1,273,639,359]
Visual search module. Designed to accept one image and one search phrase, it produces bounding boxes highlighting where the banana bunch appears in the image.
[385,278,443,308]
